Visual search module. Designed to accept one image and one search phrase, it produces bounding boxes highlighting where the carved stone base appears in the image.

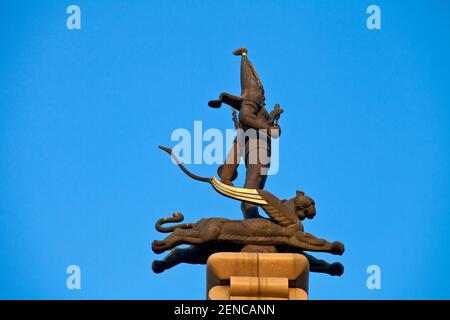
[206,252,309,300]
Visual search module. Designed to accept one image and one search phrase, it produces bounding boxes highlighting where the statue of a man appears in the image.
[209,48,283,219]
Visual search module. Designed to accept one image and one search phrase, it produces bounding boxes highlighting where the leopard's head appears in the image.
[293,190,316,220]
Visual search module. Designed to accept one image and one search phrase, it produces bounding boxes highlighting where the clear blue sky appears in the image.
[1,0,450,299]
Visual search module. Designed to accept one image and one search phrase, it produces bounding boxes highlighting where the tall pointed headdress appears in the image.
[208,48,266,110]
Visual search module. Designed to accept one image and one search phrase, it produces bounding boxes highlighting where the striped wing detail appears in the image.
[211,177,268,205]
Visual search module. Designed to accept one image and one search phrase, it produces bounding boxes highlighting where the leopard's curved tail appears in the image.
[159,146,211,183]
[155,212,193,233]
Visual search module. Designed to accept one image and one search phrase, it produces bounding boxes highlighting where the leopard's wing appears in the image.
[211,178,297,227]
[257,190,299,227]
[210,177,268,205]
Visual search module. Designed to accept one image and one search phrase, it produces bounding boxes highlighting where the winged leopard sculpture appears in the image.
[151,146,345,276]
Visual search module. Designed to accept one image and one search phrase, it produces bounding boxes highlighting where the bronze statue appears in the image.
[209,49,283,219]
[151,48,345,279]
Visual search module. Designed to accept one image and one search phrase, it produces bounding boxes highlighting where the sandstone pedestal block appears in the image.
[206,252,309,300]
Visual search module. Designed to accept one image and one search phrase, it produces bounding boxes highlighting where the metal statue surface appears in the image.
[151,49,345,277]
